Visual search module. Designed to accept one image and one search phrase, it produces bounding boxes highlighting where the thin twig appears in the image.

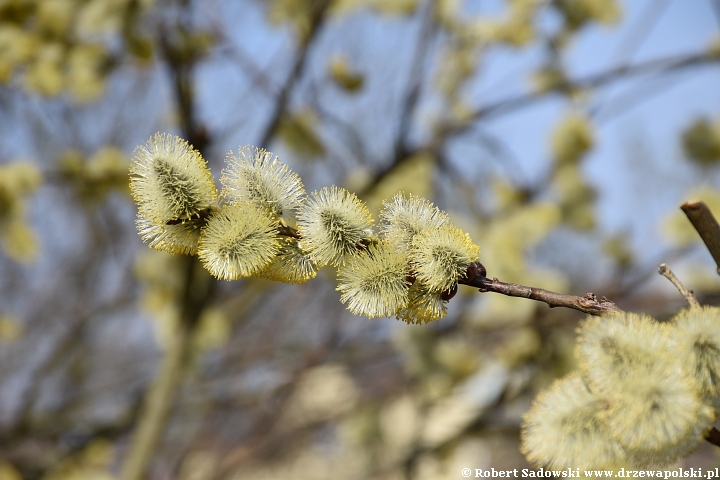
[681,200,720,275]
[658,263,700,308]
[458,263,623,317]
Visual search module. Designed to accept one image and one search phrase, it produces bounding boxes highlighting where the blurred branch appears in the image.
[447,51,718,132]
[459,263,623,316]
[590,69,691,123]
[121,256,213,480]
[120,301,189,480]
[681,200,720,275]
[257,0,331,147]
[364,51,719,201]
[712,0,720,28]
[658,263,700,307]
[394,0,435,160]
[610,0,670,67]
[121,9,218,479]
[308,81,368,165]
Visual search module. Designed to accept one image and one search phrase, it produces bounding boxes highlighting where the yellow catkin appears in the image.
[577,313,714,466]
[521,374,626,469]
[257,236,318,284]
[409,225,479,293]
[336,241,410,318]
[197,202,279,280]
[297,186,374,267]
[396,280,448,324]
[670,306,720,405]
[221,145,305,220]
[380,193,449,254]
[129,133,217,225]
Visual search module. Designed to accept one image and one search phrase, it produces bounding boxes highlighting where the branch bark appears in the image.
[681,199,720,275]
[458,263,623,317]
[658,263,700,307]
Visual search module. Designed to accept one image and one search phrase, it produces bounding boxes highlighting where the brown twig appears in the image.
[707,427,720,447]
[681,200,720,275]
[458,263,623,317]
[658,263,700,308]
[277,224,302,239]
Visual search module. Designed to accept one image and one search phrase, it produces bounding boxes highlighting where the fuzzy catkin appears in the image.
[221,145,305,220]
[336,241,410,318]
[198,202,279,280]
[130,133,217,224]
[298,186,374,267]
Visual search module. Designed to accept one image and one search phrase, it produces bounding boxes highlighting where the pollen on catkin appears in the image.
[197,202,279,280]
[257,236,318,284]
[409,225,479,293]
[379,193,449,253]
[336,241,410,318]
[520,374,626,470]
[669,306,720,405]
[297,185,374,267]
[221,146,305,220]
[396,280,448,324]
[129,133,217,224]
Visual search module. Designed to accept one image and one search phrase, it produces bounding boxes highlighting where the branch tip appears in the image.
[658,263,700,308]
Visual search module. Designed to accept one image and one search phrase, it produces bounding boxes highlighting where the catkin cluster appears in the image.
[521,307,720,469]
[129,133,480,324]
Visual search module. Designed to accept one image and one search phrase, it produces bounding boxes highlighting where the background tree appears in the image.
[1,0,720,478]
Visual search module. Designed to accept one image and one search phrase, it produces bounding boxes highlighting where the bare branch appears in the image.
[459,263,623,317]
[658,263,700,308]
[681,200,720,275]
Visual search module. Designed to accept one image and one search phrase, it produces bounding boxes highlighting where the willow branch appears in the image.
[681,200,720,275]
[458,263,623,317]
[658,263,700,308]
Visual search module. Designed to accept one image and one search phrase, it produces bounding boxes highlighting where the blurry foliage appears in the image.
[328,53,364,92]
[553,0,621,31]
[0,0,155,101]
[58,147,130,203]
[681,117,720,166]
[0,314,23,342]
[550,114,595,166]
[0,161,41,261]
[275,110,325,159]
